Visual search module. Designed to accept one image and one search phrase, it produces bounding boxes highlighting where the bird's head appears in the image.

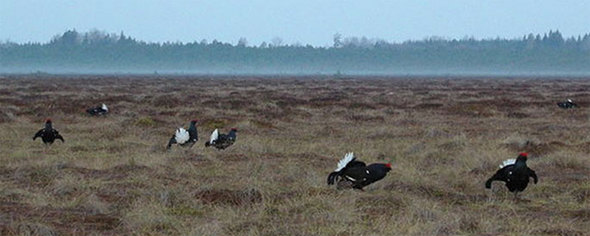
[231,128,238,132]
[45,118,52,123]
[517,152,528,162]
[378,163,392,172]
[384,156,395,170]
[191,119,198,123]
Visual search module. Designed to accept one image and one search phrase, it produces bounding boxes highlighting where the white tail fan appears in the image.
[567,99,573,103]
[500,159,516,168]
[175,128,190,144]
[335,152,355,172]
[102,103,108,111]
[209,129,219,144]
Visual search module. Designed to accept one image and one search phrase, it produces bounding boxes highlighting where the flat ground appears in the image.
[0,75,589,235]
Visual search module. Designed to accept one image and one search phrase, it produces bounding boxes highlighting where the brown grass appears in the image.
[0,75,589,235]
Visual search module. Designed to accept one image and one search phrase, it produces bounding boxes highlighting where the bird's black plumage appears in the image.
[167,120,199,149]
[205,128,237,150]
[327,154,391,190]
[485,153,538,198]
[33,119,65,145]
[557,99,577,109]
[86,104,109,116]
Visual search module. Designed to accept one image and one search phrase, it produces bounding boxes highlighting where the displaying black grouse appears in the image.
[485,152,538,199]
[557,99,577,109]
[205,128,237,150]
[166,119,199,149]
[86,103,109,116]
[33,119,65,145]
[327,152,392,190]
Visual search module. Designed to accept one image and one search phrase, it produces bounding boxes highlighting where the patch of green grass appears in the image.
[134,117,156,127]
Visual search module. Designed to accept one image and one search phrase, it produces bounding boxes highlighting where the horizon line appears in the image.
[3,29,588,47]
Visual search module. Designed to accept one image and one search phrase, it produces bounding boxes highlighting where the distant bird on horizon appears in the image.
[485,152,538,199]
[327,152,392,190]
[33,118,65,145]
[86,103,109,116]
[557,99,577,109]
[167,119,198,149]
[205,128,237,150]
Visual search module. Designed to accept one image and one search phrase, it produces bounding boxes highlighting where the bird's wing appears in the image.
[33,129,44,140]
[166,135,177,149]
[346,160,367,169]
[189,129,198,141]
[209,129,219,144]
[500,159,516,168]
[55,133,65,142]
[335,152,355,171]
[341,167,369,183]
[485,165,512,188]
[175,128,190,144]
[528,168,538,184]
[327,172,340,185]
[51,129,64,142]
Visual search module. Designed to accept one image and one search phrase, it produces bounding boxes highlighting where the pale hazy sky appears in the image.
[2,0,590,46]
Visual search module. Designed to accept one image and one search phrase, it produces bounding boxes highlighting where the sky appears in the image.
[1,0,590,46]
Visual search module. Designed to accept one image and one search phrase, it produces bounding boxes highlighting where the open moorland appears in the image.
[0,75,589,235]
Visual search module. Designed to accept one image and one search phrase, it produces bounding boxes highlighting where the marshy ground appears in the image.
[0,75,589,235]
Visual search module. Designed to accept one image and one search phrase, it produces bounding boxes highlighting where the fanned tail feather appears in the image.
[209,129,219,145]
[175,128,190,144]
[335,152,355,172]
[500,159,516,168]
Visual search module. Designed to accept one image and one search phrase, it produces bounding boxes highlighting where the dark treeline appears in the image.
[1,29,590,75]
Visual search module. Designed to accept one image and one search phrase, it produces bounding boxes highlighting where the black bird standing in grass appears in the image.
[205,128,237,150]
[485,152,538,199]
[166,119,198,149]
[86,103,109,116]
[327,152,392,190]
[557,99,577,109]
[33,119,65,145]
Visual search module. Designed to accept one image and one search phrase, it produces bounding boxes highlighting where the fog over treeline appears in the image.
[1,29,590,75]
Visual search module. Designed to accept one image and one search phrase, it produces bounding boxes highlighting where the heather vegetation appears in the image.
[0,75,589,235]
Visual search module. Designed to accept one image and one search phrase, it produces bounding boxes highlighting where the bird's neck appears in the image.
[514,160,526,170]
[188,124,196,131]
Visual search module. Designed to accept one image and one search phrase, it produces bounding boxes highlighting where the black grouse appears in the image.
[33,119,65,145]
[166,119,199,149]
[327,152,392,190]
[205,128,237,150]
[557,99,577,109]
[86,103,109,116]
[485,152,538,199]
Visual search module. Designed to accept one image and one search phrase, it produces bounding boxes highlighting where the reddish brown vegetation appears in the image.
[0,75,589,235]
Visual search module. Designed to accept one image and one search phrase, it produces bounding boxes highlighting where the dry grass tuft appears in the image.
[0,75,589,235]
[194,188,263,206]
